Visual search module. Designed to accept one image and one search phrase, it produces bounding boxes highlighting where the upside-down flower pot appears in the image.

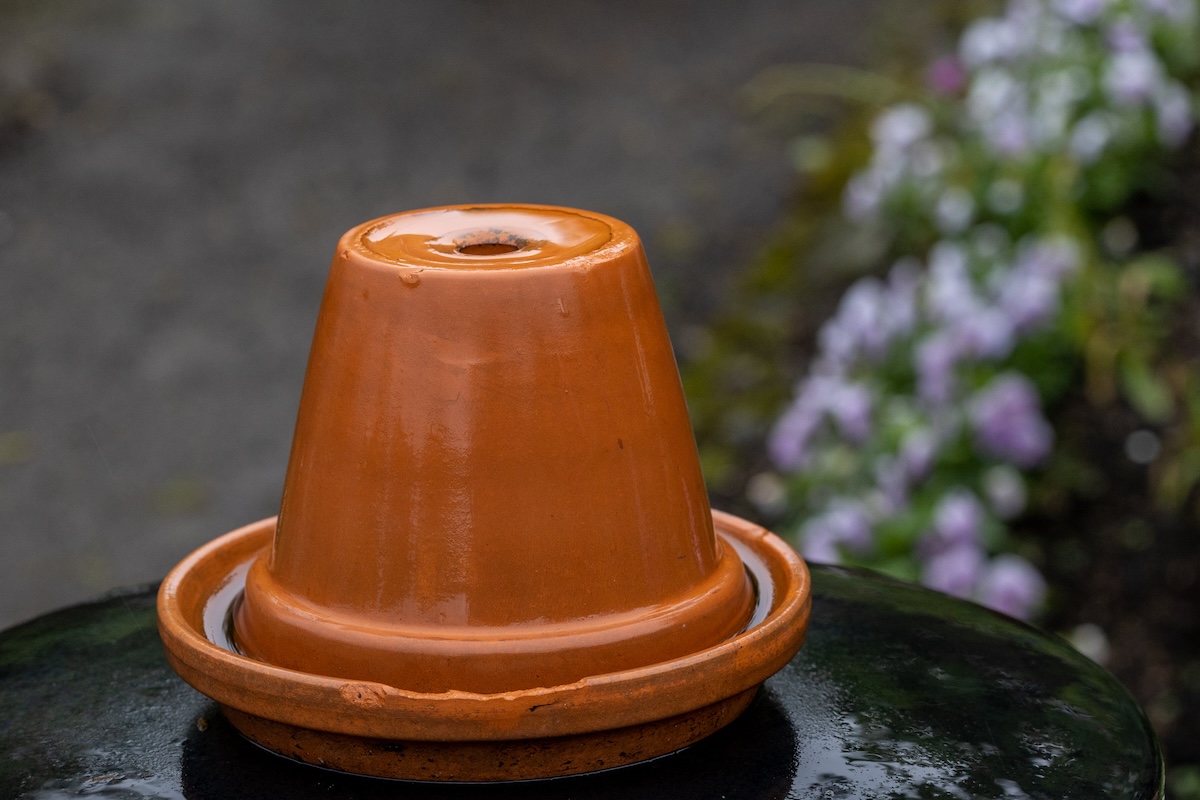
[157,204,811,781]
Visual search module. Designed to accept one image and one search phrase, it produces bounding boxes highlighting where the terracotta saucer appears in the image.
[158,509,810,781]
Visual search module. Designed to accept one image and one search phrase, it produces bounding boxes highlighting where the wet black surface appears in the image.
[0,566,1163,799]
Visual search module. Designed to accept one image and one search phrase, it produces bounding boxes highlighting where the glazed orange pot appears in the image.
[158,205,811,781]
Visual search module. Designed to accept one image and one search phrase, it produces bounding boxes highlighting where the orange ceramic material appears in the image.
[235,206,754,691]
[159,512,809,781]
[157,205,812,781]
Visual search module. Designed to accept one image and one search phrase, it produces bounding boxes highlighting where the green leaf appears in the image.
[1121,254,1187,303]
[1119,355,1175,423]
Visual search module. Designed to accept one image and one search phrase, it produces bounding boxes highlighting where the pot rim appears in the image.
[157,510,811,743]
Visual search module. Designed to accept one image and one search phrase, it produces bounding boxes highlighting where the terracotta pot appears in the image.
[235,205,753,692]
[158,205,811,781]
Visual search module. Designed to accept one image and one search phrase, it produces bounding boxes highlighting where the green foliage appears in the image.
[683,0,1200,617]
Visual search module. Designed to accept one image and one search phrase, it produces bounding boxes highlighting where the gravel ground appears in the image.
[0,0,883,627]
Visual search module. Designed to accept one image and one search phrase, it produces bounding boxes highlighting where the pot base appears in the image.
[223,688,757,781]
[158,511,810,782]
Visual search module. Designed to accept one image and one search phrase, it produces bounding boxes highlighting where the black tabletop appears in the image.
[0,565,1162,799]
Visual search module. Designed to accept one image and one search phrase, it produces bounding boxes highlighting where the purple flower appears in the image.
[960,18,1022,66]
[1106,18,1146,53]
[1104,50,1163,107]
[927,55,968,96]
[922,542,985,599]
[871,104,934,152]
[883,259,921,338]
[830,382,874,443]
[817,272,910,367]
[967,69,1034,157]
[843,171,886,221]
[1154,83,1194,147]
[826,500,874,551]
[769,375,875,469]
[800,499,874,563]
[900,429,937,481]
[976,555,1046,619]
[768,400,820,471]
[801,525,843,563]
[1019,236,1080,280]
[999,270,1059,331]
[1053,0,1109,24]
[1006,0,1048,29]
[835,279,889,361]
[1070,111,1116,163]
[931,488,986,550]
[925,242,976,323]
[916,332,960,404]
[873,456,909,514]
[968,373,1054,467]
[990,115,1035,157]
[817,318,858,367]
[956,307,1015,359]
[1143,0,1194,22]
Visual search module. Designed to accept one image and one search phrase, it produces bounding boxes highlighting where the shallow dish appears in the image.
[157,509,810,781]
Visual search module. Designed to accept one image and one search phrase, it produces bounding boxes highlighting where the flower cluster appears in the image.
[766,0,1197,619]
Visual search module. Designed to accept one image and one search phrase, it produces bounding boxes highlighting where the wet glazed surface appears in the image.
[239,207,743,696]
[0,566,1162,799]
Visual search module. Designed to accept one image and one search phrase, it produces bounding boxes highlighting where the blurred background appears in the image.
[0,0,892,625]
[2,0,1199,795]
